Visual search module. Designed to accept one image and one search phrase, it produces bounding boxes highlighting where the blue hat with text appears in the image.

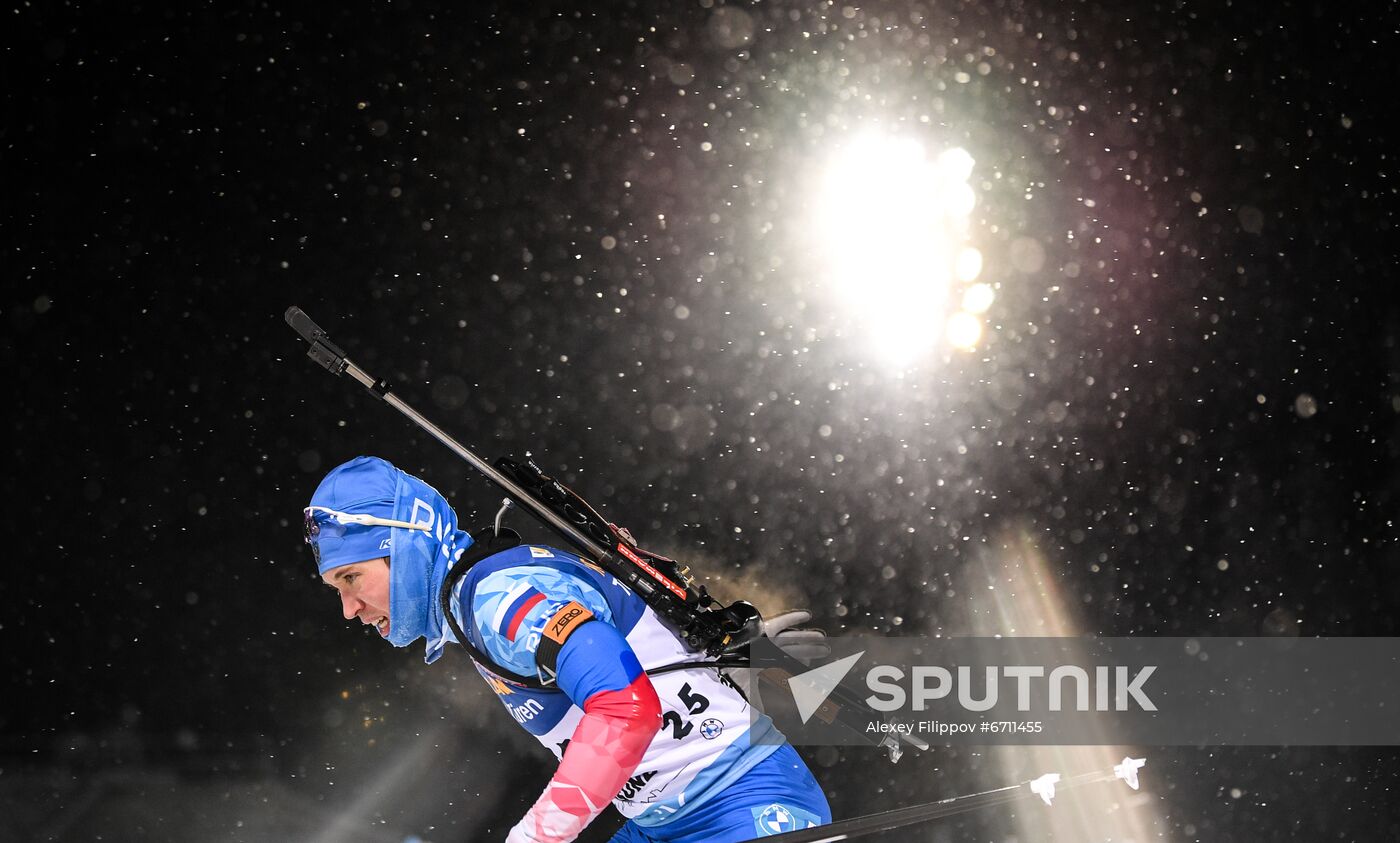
[306,456,398,575]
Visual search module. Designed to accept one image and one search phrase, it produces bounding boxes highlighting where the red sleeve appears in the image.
[504,673,662,843]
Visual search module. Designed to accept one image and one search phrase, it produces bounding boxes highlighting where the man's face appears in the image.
[322,558,391,638]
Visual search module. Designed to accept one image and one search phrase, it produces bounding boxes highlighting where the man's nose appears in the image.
[341,592,361,620]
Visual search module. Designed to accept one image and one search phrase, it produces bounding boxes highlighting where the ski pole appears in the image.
[742,757,1145,842]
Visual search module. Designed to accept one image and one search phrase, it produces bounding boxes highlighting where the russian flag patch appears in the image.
[496,584,548,641]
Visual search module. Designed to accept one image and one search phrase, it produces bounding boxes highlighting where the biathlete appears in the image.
[304,455,831,842]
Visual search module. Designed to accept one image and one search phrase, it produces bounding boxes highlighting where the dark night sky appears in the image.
[6,1,1399,840]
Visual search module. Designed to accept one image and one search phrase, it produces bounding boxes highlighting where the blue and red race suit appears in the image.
[430,543,828,841]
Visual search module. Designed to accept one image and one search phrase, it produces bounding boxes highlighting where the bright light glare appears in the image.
[962,282,995,314]
[946,311,982,349]
[812,134,977,367]
[959,529,1171,843]
[955,247,984,283]
[937,147,976,182]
